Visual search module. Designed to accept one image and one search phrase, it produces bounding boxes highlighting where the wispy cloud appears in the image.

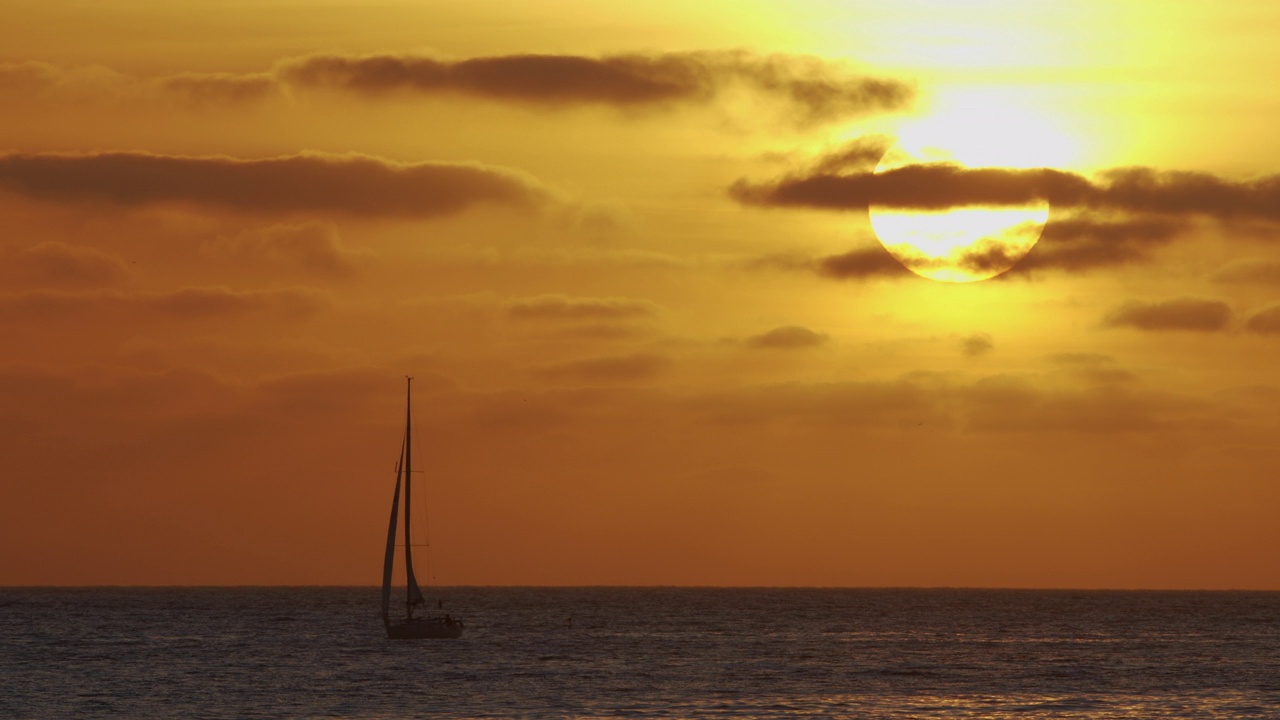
[1212,259,1280,286]
[743,325,829,349]
[959,333,994,357]
[812,246,912,280]
[201,222,373,278]
[508,294,658,321]
[3,241,133,289]
[158,71,279,104]
[0,286,330,320]
[1244,305,1280,334]
[534,352,670,383]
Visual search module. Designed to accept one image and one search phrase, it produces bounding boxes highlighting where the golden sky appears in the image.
[3,0,1279,588]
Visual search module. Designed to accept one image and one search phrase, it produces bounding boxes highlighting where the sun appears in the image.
[869,92,1076,282]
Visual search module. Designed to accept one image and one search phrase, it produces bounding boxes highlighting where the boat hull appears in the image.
[386,616,465,640]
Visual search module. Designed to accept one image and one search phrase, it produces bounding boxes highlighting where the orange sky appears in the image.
[3,0,1279,588]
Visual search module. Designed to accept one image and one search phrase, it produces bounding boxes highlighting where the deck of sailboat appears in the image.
[387,615,465,640]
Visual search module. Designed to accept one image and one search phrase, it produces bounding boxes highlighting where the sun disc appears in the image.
[870,122,1052,282]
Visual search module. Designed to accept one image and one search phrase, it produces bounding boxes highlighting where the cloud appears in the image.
[3,54,914,124]
[746,245,909,281]
[0,286,330,320]
[0,62,275,106]
[0,151,553,217]
[694,378,945,428]
[755,215,1188,284]
[958,375,1181,434]
[815,246,911,280]
[731,157,1280,222]
[202,222,372,277]
[1103,297,1233,332]
[1010,216,1186,274]
[755,214,1190,284]
[4,241,132,288]
[1212,259,1280,286]
[508,294,658,321]
[959,333,993,357]
[565,201,636,244]
[927,216,1188,278]
[147,286,329,318]
[1047,353,1138,385]
[731,163,1084,211]
[534,352,669,383]
[1244,305,1280,334]
[744,325,829,349]
[807,136,894,175]
[277,51,913,122]
[537,323,655,341]
[0,61,131,101]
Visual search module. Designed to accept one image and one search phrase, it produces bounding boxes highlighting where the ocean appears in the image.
[2,587,1278,718]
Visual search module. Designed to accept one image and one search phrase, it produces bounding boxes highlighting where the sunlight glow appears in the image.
[868,90,1068,282]
[895,87,1081,170]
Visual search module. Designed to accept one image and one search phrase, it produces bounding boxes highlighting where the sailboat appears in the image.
[381,377,464,640]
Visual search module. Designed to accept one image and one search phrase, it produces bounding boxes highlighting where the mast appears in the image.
[402,376,425,617]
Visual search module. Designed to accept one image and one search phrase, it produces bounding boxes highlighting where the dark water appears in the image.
[2,588,1278,718]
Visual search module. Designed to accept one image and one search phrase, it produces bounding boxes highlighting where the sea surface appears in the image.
[2,587,1278,719]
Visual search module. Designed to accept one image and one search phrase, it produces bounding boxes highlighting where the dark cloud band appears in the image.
[1103,297,1233,332]
[766,216,1187,282]
[0,151,551,217]
[278,51,913,121]
[2,53,913,123]
[733,162,1280,221]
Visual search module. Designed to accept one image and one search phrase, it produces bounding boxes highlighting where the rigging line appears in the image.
[408,390,433,590]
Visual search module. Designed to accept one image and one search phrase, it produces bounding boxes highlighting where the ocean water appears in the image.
[2,588,1278,719]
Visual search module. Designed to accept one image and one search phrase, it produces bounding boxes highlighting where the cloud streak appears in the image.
[508,294,658,321]
[0,286,330,320]
[201,222,372,278]
[759,214,1191,283]
[3,242,132,288]
[1213,260,1280,286]
[534,352,670,383]
[158,72,279,104]
[1010,217,1186,274]
[744,325,829,349]
[732,161,1280,222]
[0,151,553,217]
[812,246,912,280]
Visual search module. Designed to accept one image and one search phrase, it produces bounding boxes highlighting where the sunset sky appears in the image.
[3,1,1280,589]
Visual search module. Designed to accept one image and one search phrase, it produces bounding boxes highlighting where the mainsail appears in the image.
[380,444,403,626]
